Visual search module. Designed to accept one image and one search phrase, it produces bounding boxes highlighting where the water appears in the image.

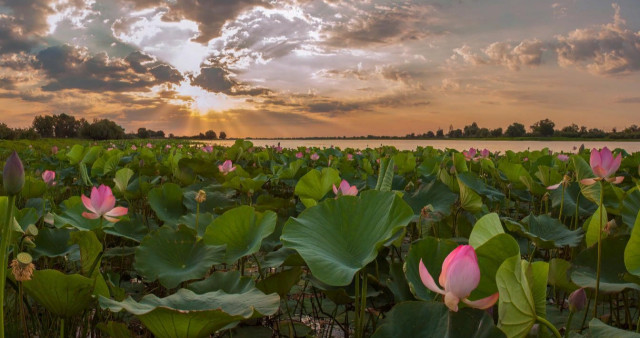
[206,139,640,153]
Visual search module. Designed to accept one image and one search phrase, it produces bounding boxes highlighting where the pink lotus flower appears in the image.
[131,145,137,151]
[333,179,358,196]
[295,152,303,159]
[178,144,183,148]
[51,146,58,155]
[42,170,56,186]
[310,153,320,161]
[274,146,283,153]
[557,154,569,162]
[305,148,310,153]
[462,148,477,161]
[107,147,114,151]
[480,149,490,158]
[580,147,624,185]
[419,245,499,312]
[347,154,353,161]
[81,185,128,223]
[218,160,236,175]
[165,144,171,149]
[356,151,362,155]
[523,157,528,162]
[202,145,213,153]
[146,143,153,149]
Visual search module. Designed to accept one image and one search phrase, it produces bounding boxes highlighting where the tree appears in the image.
[505,123,526,137]
[436,128,444,138]
[32,115,55,137]
[530,118,555,137]
[219,131,227,140]
[205,130,217,139]
[137,128,150,138]
[53,113,79,138]
[490,128,503,137]
[463,122,480,137]
[0,123,15,140]
[84,119,125,140]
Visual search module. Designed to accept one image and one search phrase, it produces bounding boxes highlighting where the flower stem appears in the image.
[0,194,16,338]
[594,181,604,319]
[564,311,575,338]
[537,315,562,338]
[559,185,565,220]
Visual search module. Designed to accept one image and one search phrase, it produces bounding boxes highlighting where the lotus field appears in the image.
[2,139,640,338]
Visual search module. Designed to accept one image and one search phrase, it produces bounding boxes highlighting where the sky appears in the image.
[0,0,639,137]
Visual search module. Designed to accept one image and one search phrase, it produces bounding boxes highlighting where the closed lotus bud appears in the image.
[568,288,587,312]
[195,190,206,203]
[603,219,617,235]
[3,151,24,196]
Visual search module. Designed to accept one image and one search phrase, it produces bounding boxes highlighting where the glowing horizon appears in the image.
[0,0,639,137]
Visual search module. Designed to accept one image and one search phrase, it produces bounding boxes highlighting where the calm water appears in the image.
[206,139,640,153]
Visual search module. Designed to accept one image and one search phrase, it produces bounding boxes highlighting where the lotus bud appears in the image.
[51,146,58,155]
[603,219,617,235]
[25,224,38,237]
[568,288,587,312]
[3,151,24,196]
[11,252,35,281]
[195,190,207,203]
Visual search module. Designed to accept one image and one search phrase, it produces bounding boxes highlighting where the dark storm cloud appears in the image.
[161,0,271,44]
[191,66,270,96]
[0,17,38,54]
[1,0,53,36]
[35,44,184,92]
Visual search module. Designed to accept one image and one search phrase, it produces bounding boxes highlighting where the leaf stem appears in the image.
[537,315,562,338]
[594,180,604,319]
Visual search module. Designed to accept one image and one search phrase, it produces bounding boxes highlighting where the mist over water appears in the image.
[206,139,640,152]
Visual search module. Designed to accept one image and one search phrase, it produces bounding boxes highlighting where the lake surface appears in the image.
[206,139,640,153]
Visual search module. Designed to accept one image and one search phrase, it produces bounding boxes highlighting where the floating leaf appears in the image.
[281,190,413,286]
[294,167,341,208]
[22,270,95,318]
[148,183,185,224]
[134,226,226,289]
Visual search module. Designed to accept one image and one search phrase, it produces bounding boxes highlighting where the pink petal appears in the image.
[607,153,622,177]
[444,292,460,312]
[339,180,350,193]
[590,148,601,169]
[599,147,613,171]
[439,245,464,287]
[332,184,338,195]
[608,176,624,184]
[82,211,99,219]
[547,183,561,190]
[462,292,499,310]
[419,259,445,295]
[228,166,236,172]
[97,194,116,216]
[105,207,128,217]
[592,166,608,178]
[443,246,480,300]
[81,195,96,214]
[103,215,121,223]
[580,178,597,185]
[346,186,358,196]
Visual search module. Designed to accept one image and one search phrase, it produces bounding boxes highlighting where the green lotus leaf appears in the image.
[511,214,584,249]
[22,270,95,318]
[572,235,640,293]
[294,167,341,207]
[281,190,413,286]
[496,256,545,338]
[622,188,640,228]
[589,318,640,337]
[403,179,456,217]
[52,196,102,231]
[134,225,226,289]
[188,271,255,295]
[99,288,280,338]
[625,210,640,276]
[148,183,185,224]
[256,267,302,298]
[371,301,505,338]
[203,206,276,264]
[584,205,607,248]
[32,227,77,259]
[469,213,504,248]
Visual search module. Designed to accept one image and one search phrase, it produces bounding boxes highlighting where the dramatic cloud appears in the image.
[35,45,183,92]
[555,4,640,75]
[451,39,545,70]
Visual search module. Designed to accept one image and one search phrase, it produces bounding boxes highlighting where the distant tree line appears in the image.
[0,113,229,140]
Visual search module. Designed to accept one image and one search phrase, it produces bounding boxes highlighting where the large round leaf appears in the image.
[135,225,226,289]
[148,183,185,224]
[571,235,640,293]
[371,301,505,338]
[496,256,548,338]
[203,206,276,264]
[403,179,456,217]
[622,188,640,228]
[281,190,414,286]
[188,271,255,295]
[590,318,640,337]
[294,167,341,208]
[471,233,521,301]
[625,211,640,276]
[508,214,584,249]
[32,227,77,259]
[22,270,95,317]
[404,236,458,301]
[100,288,280,338]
